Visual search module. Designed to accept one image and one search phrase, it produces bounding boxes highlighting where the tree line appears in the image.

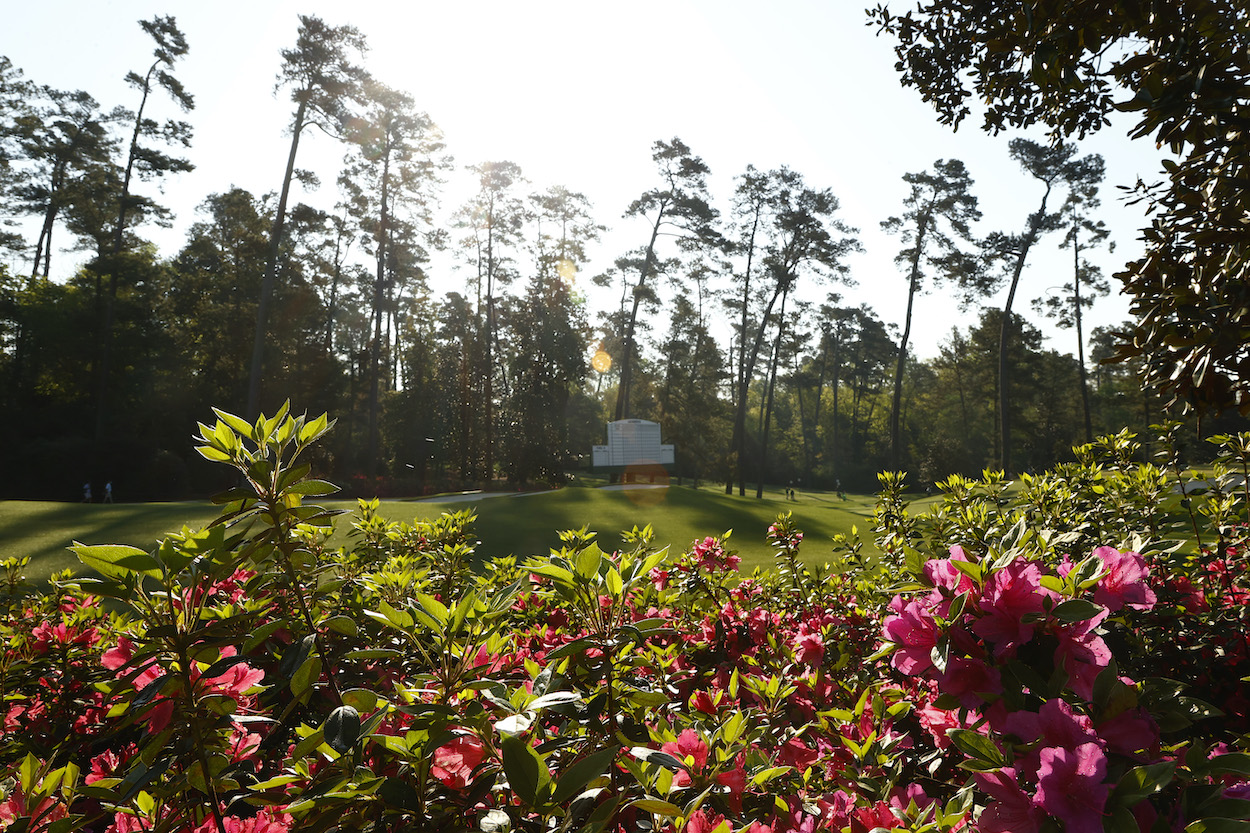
[0,14,1239,501]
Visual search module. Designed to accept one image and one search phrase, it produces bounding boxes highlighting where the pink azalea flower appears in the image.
[923,547,977,594]
[1092,546,1157,611]
[939,655,1003,708]
[854,801,900,831]
[890,782,936,813]
[431,734,487,790]
[793,627,825,666]
[663,728,709,786]
[976,769,1043,833]
[1052,611,1111,700]
[108,811,148,832]
[716,761,746,794]
[1037,698,1099,748]
[690,690,720,714]
[777,737,819,773]
[192,807,294,832]
[1034,743,1109,833]
[972,559,1058,657]
[917,702,979,749]
[685,808,728,833]
[1096,708,1159,758]
[203,659,265,698]
[883,596,939,675]
[87,747,133,784]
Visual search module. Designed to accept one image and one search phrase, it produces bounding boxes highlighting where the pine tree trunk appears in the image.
[248,97,307,419]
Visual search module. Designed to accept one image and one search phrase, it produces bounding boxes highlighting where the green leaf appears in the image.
[197,445,232,462]
[1205,753,1250,777]
[291,655,322,698]
[623,690,670,708]
[212,407,254,438]
[722,710,746,745]
[550,745,620,804]
[605,566,623,597]
[628,747,688,772]
[291,727,325,760]
[1206,801,1250,820]
[574,543,603,581]
[527,563,575,585]
[20,752,38,794]
[947,729,1006,766]
[750,766,792,786]
[341,688,378,713]
[1185,820,1250,833]
[298,413,332,444]
[287,479,339,496]
[325,705,361,754]
[950,558,983,584]
[324,615,358,637]
[414,593,450,627]
[630,798,683,816]
[583,793,624,833]
[545,636,594,661]
[1050,599,1105,622]
[501,734,551,806]
[71,544,160,581]
[378,777,422,812]
[1111,761,1175,806]
[528,691,581,711]
[249,775,301,791]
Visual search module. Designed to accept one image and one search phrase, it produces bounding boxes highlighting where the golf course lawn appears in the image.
[0,483,901,583]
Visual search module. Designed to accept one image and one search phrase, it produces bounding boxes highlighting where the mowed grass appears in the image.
[1,484,892,583]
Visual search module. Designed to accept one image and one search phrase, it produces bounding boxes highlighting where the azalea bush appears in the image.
[0,408,1248,833]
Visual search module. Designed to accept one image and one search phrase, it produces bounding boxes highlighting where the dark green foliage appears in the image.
[871,0,1250,416]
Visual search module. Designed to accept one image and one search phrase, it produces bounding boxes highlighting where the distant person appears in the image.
[104,481,113,503]
[82,482,92,502]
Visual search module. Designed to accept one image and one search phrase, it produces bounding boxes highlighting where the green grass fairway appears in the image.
[412,485,882,572]
[1,485,886,583]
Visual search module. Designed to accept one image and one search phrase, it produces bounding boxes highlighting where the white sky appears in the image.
[5,0,1171,361]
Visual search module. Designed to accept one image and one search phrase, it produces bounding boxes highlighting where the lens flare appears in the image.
[591,350,612,373]
[557,258,577,283]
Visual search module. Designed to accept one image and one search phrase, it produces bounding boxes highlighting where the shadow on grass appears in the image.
[1,501,220,581]
[5,485,880,584]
